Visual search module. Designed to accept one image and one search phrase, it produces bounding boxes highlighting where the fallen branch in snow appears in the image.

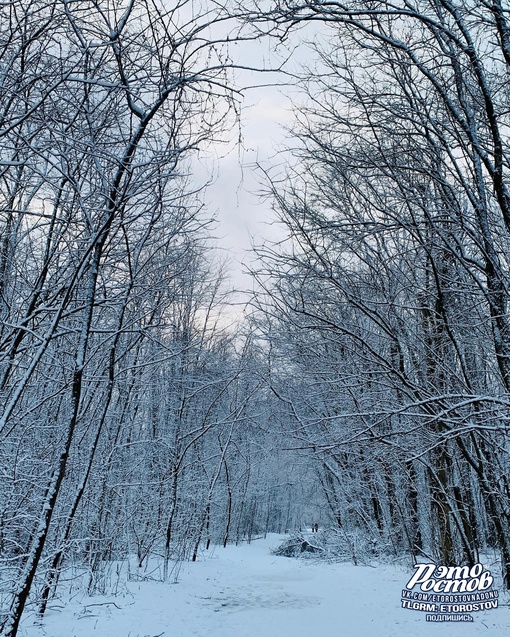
[273,536,323,557]
[82,601,122,609]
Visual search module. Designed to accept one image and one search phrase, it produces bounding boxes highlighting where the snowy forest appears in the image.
[2,1,510,635]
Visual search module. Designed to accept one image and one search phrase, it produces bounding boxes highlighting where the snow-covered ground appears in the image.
[19,534,510,637]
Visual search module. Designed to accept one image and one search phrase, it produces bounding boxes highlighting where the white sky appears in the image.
[203,87,292,283]
[193,24,318,316]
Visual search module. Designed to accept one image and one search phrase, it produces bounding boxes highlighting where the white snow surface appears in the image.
[20,534,510,637]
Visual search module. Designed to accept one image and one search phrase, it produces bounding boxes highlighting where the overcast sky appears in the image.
[204,87,291,279]
[193,24,317,317]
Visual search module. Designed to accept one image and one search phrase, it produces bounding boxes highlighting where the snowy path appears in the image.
[21,534,510,637]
